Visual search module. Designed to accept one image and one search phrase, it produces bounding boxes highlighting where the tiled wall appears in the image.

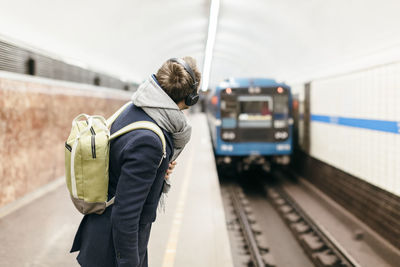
[309,63,400,196]
[0,72,131,208]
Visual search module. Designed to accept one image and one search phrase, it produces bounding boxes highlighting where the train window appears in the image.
[220,95,238,129]
[237,95,273,128]
[273,95,289,128]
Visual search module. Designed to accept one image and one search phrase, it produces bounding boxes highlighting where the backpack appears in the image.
[65,102,166,215]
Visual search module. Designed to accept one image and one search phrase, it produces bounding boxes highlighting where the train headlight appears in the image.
[274,131,288,139]
[220,100,226,110]
[223,156,232,164]
[274,120,286,128]
[211,96,219,106]
[222,132,236,140]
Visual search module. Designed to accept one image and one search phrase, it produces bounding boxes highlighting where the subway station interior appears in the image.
[0,1,400,267]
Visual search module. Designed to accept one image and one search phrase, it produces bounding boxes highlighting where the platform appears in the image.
[148,113,233,267]
[0,113,233,267]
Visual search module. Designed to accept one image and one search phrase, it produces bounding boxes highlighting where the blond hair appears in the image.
[156,56,201,103]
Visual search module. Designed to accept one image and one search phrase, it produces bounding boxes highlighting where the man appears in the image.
[71,57,201,267]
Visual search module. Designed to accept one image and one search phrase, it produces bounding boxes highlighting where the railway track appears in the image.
[226,185,275,267]
[222,174,362,267]
[266,184,361,267]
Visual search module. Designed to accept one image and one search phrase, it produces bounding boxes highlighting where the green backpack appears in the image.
[65,102,166,215]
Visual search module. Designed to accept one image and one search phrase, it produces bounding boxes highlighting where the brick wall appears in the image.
[0,74,131,208]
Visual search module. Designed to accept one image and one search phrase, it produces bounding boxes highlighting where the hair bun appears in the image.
[167,63,185,85]
[156,56,201,103]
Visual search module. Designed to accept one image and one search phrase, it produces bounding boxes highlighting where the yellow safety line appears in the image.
[161,150,194,267]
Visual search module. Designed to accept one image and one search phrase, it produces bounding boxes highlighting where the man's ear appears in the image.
[177,100,189,110]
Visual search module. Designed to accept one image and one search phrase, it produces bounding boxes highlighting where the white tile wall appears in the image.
[290,84,305,101]
[309,62,400,196]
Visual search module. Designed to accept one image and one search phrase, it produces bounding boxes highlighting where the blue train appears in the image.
[206,78,293,173]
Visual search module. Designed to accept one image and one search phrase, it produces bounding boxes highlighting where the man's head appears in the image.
[156,56,201,110]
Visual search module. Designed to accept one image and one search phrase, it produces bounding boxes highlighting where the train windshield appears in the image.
[273,94,289,128]
[238,96,273,128]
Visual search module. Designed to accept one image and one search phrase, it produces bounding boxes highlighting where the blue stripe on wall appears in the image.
[311,114,400,134]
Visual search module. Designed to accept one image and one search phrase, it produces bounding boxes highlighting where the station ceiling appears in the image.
[0,0,400,87]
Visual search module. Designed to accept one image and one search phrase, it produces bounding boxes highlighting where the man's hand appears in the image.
[165,161,177,180]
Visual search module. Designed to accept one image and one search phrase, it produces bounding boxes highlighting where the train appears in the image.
[206,78,293,173]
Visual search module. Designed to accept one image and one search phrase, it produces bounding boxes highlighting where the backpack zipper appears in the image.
[65,142,72,152]
[90,127,96,158]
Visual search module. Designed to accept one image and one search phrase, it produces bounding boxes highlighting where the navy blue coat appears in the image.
[71,104,173,267]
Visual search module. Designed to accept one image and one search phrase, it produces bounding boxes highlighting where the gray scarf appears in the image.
[131,75,192,195]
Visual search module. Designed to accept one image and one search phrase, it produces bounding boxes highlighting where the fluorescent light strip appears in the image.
[201,0,220,91]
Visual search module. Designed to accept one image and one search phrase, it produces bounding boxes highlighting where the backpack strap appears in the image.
[110,120,166,160]
[106,101,133,128]
[106,121,167,208]
[106,102,166,158]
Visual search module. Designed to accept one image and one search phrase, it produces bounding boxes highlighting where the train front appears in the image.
[208,78,293,173]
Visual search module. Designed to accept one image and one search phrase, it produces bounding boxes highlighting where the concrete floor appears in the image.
[0,183,82,267]
[0,113,234,267]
